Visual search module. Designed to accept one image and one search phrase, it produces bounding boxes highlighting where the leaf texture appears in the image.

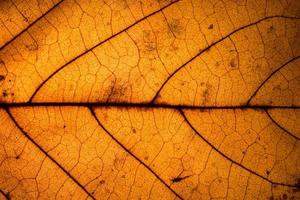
[0,0,300,199]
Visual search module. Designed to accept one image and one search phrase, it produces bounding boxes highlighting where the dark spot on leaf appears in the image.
[106,81,130,102]
[202,88,210,103]
[2,91,8,97]
[266,170,270,175]
[0,75,5,81]
[100,180,105,184]
[132,128,136,133]
[0,59,4,65]
[16,155,20,159]
[26,43,38,51]
[144,156,149,160]
[63,125,66,128]
[208,24,214,29]
[230,59,236,68]
[283,194,287,199]
[268,25,275,33]
[169,19,182,35]
[171,175,191,183]
[145,43,156,52]
[269,196,274,200]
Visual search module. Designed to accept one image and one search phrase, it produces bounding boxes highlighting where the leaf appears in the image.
[0,0,299,199]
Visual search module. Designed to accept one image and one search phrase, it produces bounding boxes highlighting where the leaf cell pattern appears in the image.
[0,0,300,199]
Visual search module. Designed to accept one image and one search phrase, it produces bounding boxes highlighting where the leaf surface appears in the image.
[0,0,300,199]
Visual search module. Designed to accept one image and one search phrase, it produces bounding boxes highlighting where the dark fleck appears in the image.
[0,75,5,81]
[230,59,236,68]
[2,91,8,97]
[16,155,20,159]
[169,19,182,35]
[26,43,38,51]
[269,196,274,200]
[145,43,156,52]
[268,26,275,33]
[132,128,136,133]
[171,175,191,183]
[100,180,105,184]
[283,194,287,199]
[63,125,66,128]
[208,24,214,29]
[266,170,270,175]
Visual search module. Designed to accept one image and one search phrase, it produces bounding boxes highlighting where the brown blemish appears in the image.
[169,19,183,35]
[26,43,38,51]
[0,75,5,81]
[208,24,213,29]
[2,90,8,97]
[269,196,274,200]
[202,84,212,103]
[282,194,287,199]
[132,128,136,133]
[145,42,156,52]
[99,180,105,184]
[268,25,275,33]
[171,175,191,183]
[230,58,236,68]
[106,81,130,102]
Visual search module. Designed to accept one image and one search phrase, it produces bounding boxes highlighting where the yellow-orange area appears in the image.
[0,0,299,199]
